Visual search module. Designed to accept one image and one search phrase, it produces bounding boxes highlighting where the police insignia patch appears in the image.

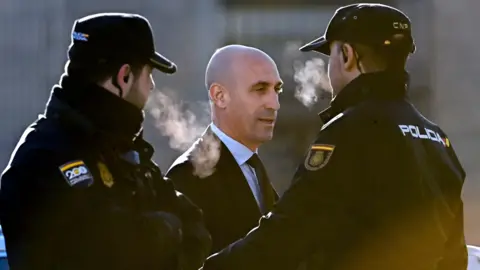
[59,160,94,187]
[97,162,114,188]
[304,144,335,171]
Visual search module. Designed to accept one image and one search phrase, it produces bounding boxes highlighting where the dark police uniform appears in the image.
[0,13,211,270]
[201,4,467,270]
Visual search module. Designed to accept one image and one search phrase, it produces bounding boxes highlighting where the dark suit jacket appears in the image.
[165,127,278,254]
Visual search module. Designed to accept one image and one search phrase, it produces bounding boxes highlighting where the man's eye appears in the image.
[275,88,283,94]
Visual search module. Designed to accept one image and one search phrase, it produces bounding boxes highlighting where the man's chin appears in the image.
[258,132,274,143]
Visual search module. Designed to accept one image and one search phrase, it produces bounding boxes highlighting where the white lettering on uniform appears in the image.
[65,166,88,180]
[425,129,438,142]
[417,126,428,139]
[59,160,94,187]
[398,124,447,146]
[399,125,410,136]
[409,125,419,138]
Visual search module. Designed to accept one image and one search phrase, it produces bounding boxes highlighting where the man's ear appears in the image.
[209,83,229,109]
[115,64,133,97]
[342,43,358,72]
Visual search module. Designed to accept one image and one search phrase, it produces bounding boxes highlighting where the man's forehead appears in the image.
[225,52,280,87]
[243,69,282,89]
[238,56,278,74]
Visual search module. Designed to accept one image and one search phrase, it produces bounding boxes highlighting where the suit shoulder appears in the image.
[167,134,221,178]
[167,143,197,176]
[166,138,202,188]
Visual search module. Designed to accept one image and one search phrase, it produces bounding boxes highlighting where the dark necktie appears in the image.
[247,153,275,214]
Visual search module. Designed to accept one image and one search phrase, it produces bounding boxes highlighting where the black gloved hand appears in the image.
[169,184,212,270]
[137,211,184,269]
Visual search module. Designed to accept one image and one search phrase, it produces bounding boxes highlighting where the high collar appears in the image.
[319,71,409,123]
[45,74,144,140]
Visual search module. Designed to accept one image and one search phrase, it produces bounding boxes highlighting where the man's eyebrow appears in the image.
[251,81,284,88]
[251,81,269,88]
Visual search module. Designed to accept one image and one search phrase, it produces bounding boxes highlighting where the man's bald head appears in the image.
[205,44,282,151]
[205,44,276,91]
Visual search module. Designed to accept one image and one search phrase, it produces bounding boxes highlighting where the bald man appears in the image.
[165,45,283,254]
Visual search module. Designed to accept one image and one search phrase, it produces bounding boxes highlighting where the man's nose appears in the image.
[265,90,280,111]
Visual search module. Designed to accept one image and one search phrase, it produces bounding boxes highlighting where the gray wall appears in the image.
[430,0,480,244]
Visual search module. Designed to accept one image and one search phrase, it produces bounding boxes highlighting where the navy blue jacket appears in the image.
[0,76,211,270]
[201,71,468,270]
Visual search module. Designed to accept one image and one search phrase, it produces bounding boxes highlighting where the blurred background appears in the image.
[0,0,479,245]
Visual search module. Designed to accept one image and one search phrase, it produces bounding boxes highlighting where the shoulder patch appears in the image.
[59,160,94,187]
[304,144,335,171]
[97,162,114,188]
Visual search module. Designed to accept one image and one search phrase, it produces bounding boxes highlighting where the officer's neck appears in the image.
[98,79,124,100]
[52,74,144,139]
[331,70,408,109]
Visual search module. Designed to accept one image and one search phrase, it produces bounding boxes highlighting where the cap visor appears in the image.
[150,52,177,74]
[299,36,330,55]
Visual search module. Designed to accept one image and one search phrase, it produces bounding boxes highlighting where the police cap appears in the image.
[299,3,416,56]
[67,13,177,74]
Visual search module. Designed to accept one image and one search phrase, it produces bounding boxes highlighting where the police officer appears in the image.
[200,3,467,270]
[0,13,211,270]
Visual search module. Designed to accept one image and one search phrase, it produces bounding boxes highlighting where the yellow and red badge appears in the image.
[304,144,335,171]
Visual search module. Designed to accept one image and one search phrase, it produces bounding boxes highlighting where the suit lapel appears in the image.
[201,128,261,220]
[273,186,279,201]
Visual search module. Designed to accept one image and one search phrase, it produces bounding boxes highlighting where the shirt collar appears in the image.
[210,123,256,166]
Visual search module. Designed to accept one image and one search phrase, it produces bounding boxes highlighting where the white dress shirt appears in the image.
[210,123,262,209]
[468,245,480,270]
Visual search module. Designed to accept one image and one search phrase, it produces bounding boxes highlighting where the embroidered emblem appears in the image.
[59,160,94,187]
[304,144,335,171]
[97,162,114,188]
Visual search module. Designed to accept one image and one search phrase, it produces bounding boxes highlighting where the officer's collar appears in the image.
[319,70,409,123]
[45,74,144,140]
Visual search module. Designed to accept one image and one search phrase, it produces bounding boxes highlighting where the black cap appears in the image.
[299,3,416,56]
[68,13,177,74]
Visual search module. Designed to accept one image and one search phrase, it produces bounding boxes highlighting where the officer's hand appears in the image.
[139,211,183,267]
[141,211,183,245]
[178,220,212,270]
